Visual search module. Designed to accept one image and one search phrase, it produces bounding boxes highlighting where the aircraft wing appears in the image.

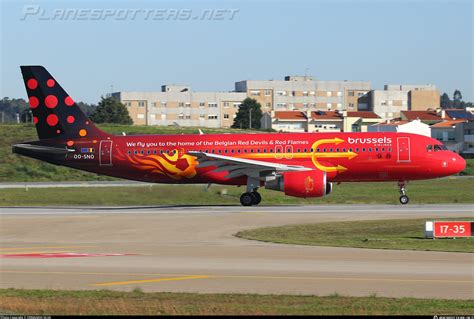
[188,151,311,179]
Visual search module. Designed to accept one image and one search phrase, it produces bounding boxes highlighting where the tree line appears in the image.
[440,90,473,109]
[0,96,132,124]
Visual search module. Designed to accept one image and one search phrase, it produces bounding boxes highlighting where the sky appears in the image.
[1,0,472,103]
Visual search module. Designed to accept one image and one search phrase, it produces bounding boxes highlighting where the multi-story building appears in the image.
[369,84,440,119]
[111,86,246,128]
[343,111,381,132]
[235,76,371,113]
[368,119,431,137]
[432,108,474,155]
[262,110,344,132]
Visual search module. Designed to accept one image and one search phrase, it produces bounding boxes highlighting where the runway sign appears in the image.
[425,221,473,238]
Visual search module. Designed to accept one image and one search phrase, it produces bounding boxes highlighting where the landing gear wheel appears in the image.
[240,192,254,206]
[251,192,261,205]
[399,195,409,205]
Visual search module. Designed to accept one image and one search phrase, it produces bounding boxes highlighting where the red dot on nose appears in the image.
[27,79,38,90]
[67,115,75,123]
[47,79,55,87]
[65,96,74,106]
[46,114,59,126]
[29,96,39,108]
[45,95,58,108]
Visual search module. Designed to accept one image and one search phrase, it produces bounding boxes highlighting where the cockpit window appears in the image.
[433,144,448,151]
[426,145,433,151]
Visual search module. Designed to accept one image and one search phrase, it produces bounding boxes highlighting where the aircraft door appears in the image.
[99,140,113,166]
[397,137,410,162]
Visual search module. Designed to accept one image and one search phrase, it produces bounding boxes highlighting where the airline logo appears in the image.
[81,147,94,153]
[348,137,392,144]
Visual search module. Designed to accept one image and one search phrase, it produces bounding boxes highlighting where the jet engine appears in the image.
[265,170,332,198]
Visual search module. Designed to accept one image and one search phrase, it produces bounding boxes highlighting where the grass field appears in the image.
[1,289,473,315]
[0,124,473,182]
[236,218,474,253]
[1,178,474,206]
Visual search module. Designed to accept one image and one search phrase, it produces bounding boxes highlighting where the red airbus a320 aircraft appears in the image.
[13,66,466,206]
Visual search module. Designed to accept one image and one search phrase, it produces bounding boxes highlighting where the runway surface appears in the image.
[0,204,473,299]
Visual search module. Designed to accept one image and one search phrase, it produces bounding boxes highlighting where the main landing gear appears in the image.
[240,176,262,206]
[240,191,261,206]
[398,181,409,205]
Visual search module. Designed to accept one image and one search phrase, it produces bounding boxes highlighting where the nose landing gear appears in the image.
[398,181,409,205]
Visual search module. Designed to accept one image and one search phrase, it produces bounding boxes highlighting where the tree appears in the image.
[453,90,462,102]
[231,98,263,129]
[90,96,133,124]
[440,93,451,109]
[452,90,463,108]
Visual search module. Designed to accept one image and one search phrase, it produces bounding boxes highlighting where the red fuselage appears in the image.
[59,131,465,185]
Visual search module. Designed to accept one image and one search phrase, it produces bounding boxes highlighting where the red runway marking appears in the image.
[0,252,137,258]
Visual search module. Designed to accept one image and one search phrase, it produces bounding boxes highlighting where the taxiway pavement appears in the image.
[1,204,473,299]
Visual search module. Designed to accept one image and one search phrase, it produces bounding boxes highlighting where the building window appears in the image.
[185,115,191,119]
[250,90,260,96]
[223,102,229,107]
[185,102,191,108]
[233,103,241,108]
[303,103,308,109]
[381,101,387,106]
[310,91,315,96]
[224,114,230,119]
[138,101,146,107]
[349,103,355,108]
[152,102,157,107]
[208,115,218,120]
[199,102,205,107]
[358,92,365,97]
[303,91,308,96]
[337,91,342,97]
[199,114,206,119]
[137,113,145,119]
[276,103,287,108]
[266,102,271,108]
[161,102,167,107]
[208,102,218,108]
[327,91,332,97]
[179,114,184,119]
[179,102,184,107]
[348,91,354,97]
[276,91,286,96]
[264,90,271,96]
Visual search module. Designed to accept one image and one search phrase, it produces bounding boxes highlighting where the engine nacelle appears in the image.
[265,170,330,198]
